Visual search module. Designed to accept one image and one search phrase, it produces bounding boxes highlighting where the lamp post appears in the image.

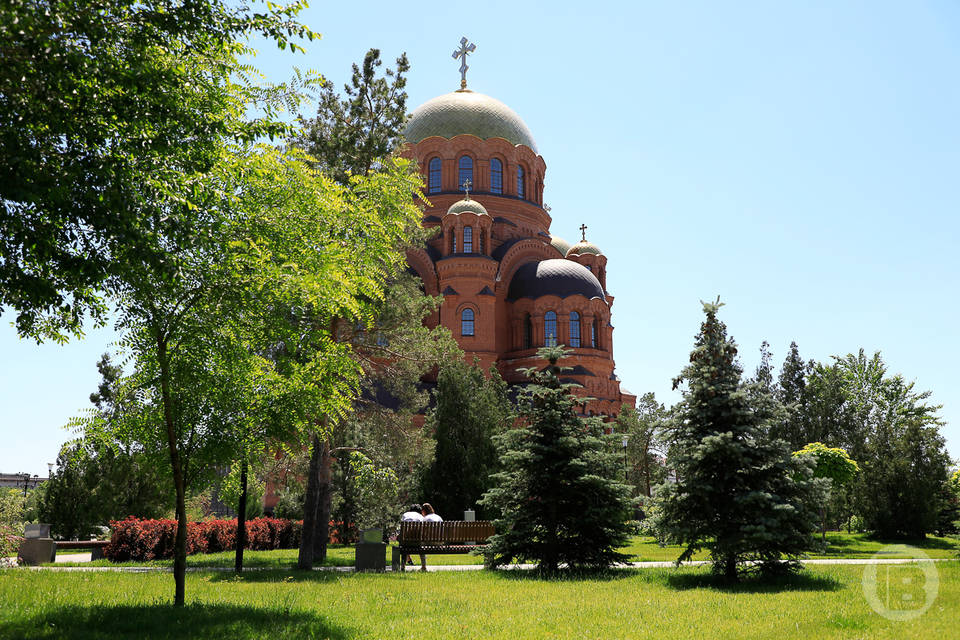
[621,434,629,482]
[18,472,31,498]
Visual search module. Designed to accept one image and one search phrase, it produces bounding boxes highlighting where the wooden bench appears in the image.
[55,540,110,561]
[391,520,495,572]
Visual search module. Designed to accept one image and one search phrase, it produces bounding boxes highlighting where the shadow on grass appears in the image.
[0,603,351,640]
[666,570,844,594]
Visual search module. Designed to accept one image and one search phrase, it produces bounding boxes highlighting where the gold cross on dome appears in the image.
[579,223,588,241]
[461,178,472,200]
[452,37,477,90]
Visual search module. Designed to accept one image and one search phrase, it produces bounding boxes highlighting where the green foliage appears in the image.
[0,0,319,341]
[422,359,513,519]
[822,350,951,539]
[294,48,410,185]
[348,452,399,531]
[615,395,668,500]
[793,443,859,486]
[217,463,265,521]
[480,347,633,572]
[40,438,171,539]
[654,300,817,580]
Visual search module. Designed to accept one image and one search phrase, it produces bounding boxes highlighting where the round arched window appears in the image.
[461,308,475,336]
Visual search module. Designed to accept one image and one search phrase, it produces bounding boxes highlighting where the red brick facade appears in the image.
[403,91,635,418]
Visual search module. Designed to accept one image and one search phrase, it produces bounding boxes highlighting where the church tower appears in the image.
[402,39,635,417]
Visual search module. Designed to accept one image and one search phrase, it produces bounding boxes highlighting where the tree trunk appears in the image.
[235,456,248,573]
[723,555,737,583]
[313,437,332,562]
[297,432,323,570]
[820,505,827,547]
[157,334,187,606]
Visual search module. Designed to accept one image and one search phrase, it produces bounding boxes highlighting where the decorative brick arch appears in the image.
[406,248,438,295]
[495,239,560,287]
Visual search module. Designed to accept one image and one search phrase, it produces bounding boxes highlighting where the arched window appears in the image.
[516,166,525,199]
[544,311,557,346]
[523,314,532,349]
[458,156,473,190]
[569,312,581,348]
[463,226,473,253]
[449,228,456,254]
[461,308,475,336]
[490,158,503,194]
[428,158,442,194]
[591,321,598,348]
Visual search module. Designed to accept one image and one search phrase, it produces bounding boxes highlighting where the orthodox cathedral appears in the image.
[401,39,635,418]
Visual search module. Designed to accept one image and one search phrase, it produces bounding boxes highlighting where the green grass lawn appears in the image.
[2,562,958,639]
[41,532,960,568]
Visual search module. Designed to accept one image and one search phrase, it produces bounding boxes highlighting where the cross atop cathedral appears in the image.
[461,178,472,200]
[452,37,476,90]
[579,223,588,241]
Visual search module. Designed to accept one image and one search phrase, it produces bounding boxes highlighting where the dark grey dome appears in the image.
[507,259,606,301]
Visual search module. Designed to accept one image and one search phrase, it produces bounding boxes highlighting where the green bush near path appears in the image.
[2,563,958,639]
[41,533,960,568]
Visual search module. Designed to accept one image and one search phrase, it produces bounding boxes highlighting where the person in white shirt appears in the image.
[422,503,442,522]
[400,504,425,569]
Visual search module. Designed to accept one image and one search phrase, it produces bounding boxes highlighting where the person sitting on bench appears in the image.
[400,504,425,569]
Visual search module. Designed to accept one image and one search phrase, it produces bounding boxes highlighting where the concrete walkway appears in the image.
[15,557,954,573]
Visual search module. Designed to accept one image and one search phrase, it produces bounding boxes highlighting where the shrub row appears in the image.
[105,517,303,561]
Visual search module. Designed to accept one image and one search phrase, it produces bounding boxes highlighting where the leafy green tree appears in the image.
[615,395,668,500]
[793,442,859,545]
[105,145,424,599]
[293,48,410,185]
[480,347,633,572]
[653,300,817,581]
[422,359,513,520]
[823,350,951,539]
[42,354,170,539]
[0,0,316,341]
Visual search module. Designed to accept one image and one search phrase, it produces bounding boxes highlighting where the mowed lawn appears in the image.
[41,532,960,568]
[2,562,958,639]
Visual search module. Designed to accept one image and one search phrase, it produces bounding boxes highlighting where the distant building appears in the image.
[0,472,48,491]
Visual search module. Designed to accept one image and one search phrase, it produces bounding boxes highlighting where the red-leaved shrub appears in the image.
[105,517,303,561]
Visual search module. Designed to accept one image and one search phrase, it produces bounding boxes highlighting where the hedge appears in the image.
[105,517,303,562]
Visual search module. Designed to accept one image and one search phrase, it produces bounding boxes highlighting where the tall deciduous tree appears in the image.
[830,351,951,539]
[0,0,316,341]
[422,359,513,519]
[654,299,817,581]
[480,347,633,572]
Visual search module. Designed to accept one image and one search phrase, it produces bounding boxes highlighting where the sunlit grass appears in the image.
[2,562,958,639]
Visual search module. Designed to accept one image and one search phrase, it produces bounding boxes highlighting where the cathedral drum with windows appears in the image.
[402,55,636,418]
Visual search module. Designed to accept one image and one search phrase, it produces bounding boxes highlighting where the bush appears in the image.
[104,517,303,561]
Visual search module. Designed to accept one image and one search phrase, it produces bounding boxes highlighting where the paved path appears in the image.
[15,557,955,573]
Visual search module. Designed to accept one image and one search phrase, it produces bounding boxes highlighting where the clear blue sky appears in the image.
[2,0,959,476]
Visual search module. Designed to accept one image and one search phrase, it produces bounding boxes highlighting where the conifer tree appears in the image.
[480,347,633,572]
[654,299,817,581]
[423,359,513,519]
